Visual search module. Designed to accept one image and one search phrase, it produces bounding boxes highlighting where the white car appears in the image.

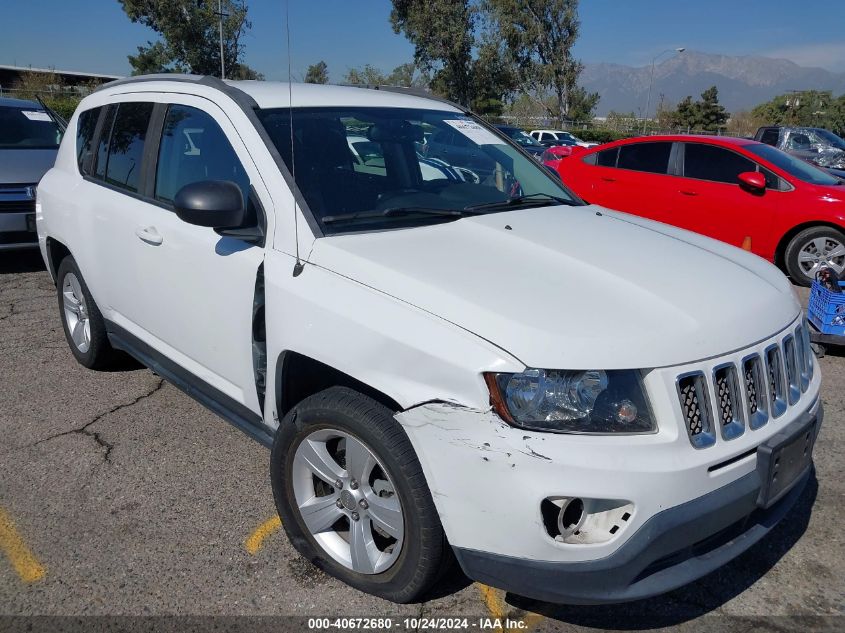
[530,129,598,148]
[37,75,822,605]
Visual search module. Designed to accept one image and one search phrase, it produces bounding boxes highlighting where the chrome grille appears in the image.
[783,335,800,405]
[677,322,813,447]
[0,184,36,214]
[713,364,744,440]
[765,345,787,418]
[676,373,715,448]
[742,355,768,429]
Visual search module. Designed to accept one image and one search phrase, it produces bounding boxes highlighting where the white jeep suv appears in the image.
[37,75,821,604]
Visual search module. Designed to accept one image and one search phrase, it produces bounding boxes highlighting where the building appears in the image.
[0,64,123,95]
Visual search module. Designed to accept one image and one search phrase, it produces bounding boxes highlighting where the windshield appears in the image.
[499,127,543,147]
[0,105,62,149]
[257,107,579,233]
[746,144,840,186]
[811,128,845,150]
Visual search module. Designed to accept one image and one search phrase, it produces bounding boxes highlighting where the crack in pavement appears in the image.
[13,377,165,462]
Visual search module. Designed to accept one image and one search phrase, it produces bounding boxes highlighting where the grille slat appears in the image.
[765,345,788,418]
[677,373,715,448]
[742,355,769,430]
[783,335,800,405]
[713,364,744,440]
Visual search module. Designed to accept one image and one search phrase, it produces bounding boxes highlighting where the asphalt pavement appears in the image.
[1,250,843,632]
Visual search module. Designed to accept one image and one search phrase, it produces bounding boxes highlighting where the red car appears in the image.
[556,135,845,285]
[541,144,575,169]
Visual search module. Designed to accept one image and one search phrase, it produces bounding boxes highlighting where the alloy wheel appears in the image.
[291,428,404,575]
[798,236,845,278]
[62,272,91,353]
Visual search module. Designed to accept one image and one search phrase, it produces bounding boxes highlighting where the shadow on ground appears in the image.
[506,474,818,629]
[0,249,45,274]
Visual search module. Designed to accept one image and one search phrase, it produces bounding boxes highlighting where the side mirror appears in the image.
[738,171,766,192]
[174,180,245,228]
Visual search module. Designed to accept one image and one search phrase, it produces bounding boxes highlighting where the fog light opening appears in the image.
[557,497,585,537]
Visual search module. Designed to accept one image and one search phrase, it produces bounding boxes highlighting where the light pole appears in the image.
[643,47,685,134]
[214,0,230,80]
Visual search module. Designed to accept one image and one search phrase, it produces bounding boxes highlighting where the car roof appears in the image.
[0,96,42,109]
[94,74,463,113]
[600,134,757,149]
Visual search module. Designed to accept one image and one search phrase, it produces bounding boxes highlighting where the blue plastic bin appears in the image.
[807,280,845,336]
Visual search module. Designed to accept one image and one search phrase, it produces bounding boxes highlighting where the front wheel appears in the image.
[784,225,845,286]
[270,387,451,603]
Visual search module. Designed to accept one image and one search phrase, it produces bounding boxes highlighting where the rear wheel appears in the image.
[56,257,120,369]
[270,387,450,603]
[785,226,845,286]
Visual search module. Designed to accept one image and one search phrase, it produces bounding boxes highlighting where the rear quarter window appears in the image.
[76,107,100,175]
[617,142,672,174]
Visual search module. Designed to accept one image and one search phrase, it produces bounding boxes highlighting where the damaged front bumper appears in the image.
[396,398,821,604]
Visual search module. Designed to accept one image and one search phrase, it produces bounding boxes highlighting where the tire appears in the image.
[56,256,120,369]
[784,225,845,287]
[270,387,451,603]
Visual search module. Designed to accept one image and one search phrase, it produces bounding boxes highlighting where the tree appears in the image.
[305,61,329,84]
[118,0,262,79]
[343,63,430,89]
[390,0,476,106]
[484,0,596,124]
[752,90,844,133]
[697,86,728,131]
[671,95,697,130]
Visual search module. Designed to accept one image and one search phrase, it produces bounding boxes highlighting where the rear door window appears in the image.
[105,102,154,193]
[683,143,756,184]
[596,147,619,167]
[617,142,672,174]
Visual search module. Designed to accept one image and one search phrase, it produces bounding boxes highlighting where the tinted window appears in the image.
[94,106,116,180]
[683,143,756,184]
[257,107,577,234]
[104,103,154,192]
[596,147,619,167]
[759,129,779,146]
[0,105,62,149]
[155,105,250,204]
[76,107,100,175]
[617,142,671,174]
[746,144,840,186]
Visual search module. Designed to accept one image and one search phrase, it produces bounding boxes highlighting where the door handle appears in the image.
[679,190,699,196]
[601,177,616,183]
[135,226,163,245]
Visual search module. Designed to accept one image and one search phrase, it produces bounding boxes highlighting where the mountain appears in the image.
[581,51,845,117]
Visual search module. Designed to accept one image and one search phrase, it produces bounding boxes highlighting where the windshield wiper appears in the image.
[464,192,575,212]
[322,206,473,224]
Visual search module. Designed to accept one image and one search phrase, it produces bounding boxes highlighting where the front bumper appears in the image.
[453,407,819,604]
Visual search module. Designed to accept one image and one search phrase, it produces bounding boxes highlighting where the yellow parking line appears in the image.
[477,583,544,632]
[0,508,45,583]
[245,515,282,554]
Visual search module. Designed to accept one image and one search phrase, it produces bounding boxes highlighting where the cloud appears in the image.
[764,42,845,72]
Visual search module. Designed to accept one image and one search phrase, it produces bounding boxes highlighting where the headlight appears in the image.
[484,368,655,434]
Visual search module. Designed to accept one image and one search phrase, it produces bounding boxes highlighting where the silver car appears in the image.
[0,97,64,250]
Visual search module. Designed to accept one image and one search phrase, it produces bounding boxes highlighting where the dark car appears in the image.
[755,126,845,170]
[0,97,64,250]
[493,125,546,160]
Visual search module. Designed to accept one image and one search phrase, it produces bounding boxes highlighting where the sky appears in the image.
[2,0,845,81]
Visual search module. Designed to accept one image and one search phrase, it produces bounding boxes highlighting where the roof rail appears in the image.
[93,73,259,109]
[343,83,469,114]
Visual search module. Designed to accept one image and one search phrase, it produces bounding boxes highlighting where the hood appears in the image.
[521,145,546,156]
[311,205,800,369]
[0,149,57,184]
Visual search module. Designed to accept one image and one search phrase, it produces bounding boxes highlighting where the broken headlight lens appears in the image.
[484,368,655,434]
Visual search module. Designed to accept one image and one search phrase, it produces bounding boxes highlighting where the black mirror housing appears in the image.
[174,180,245,229]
